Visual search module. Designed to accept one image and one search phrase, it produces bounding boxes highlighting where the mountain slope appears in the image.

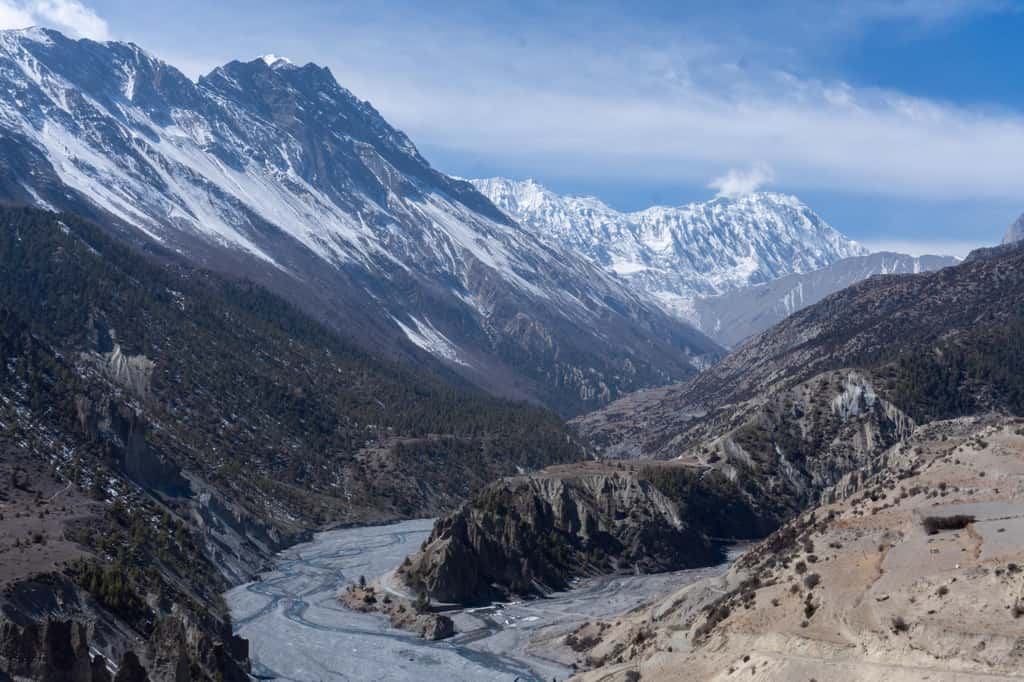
[472,177,868,317]
[690,252,958,347]
[0,205,589,678]
[567,240,1024,551]
[573,416,1024,681]
[575,241,1024,462]
[0,27,720,416]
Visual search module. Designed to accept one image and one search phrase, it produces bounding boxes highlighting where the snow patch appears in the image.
[259,54,292,68]
[393,316,469,366]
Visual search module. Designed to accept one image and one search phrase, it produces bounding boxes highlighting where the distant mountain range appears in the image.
[0,27,720,415]
[472,178,868,315]
[473,177,962,346]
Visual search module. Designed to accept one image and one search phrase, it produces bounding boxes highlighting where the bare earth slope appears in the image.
[572,415,1024,681]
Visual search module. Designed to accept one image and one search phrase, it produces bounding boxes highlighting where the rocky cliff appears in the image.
[399,463,725,604]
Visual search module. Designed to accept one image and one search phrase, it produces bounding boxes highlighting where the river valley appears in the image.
[226,519,736,681]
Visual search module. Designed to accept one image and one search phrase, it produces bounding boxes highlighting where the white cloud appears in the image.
[271,2,1022,208]
[709,163,774,197]
[32,0,108,40]
[330,37,1024,205]
[0,0,108,40]
[0,1,34,29]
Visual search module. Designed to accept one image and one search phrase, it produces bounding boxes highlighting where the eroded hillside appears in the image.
[571,416,1024,681]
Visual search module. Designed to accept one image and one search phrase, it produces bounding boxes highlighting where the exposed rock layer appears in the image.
[401,463,729,604]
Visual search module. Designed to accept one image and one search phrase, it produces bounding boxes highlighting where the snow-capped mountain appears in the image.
[0,27,721,415]
[688,252,959,348]
[472,177,868,318]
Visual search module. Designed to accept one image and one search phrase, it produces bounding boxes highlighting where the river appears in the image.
[226,518,735,681]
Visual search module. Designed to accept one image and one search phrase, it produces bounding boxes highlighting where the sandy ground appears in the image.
[574,416,1024,682]
[227,519,733,681]
[0,458,95,588]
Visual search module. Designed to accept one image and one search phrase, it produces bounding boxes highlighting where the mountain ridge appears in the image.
[472,176,868,318]
[0,26,720,415]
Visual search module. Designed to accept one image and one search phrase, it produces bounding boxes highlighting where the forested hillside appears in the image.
[0,206,585,679]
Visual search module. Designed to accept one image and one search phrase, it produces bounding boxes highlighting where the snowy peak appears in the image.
[472,177,867,317]
[258,53,293,69]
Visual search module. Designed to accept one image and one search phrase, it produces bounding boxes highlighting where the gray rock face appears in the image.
[0,27,721,415]
[400,466,722,605]
[689,252,959,347]
[0,619,97,682]
[1004,214,1024,244]
[417,614,455,641]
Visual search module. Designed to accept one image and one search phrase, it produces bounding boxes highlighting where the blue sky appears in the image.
[2,0,1023,255]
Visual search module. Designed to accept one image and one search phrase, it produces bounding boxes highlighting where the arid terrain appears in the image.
[0,450,95,590]
[571,416,1024,681]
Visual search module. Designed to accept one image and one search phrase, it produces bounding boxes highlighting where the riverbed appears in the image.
[226,519,735,681]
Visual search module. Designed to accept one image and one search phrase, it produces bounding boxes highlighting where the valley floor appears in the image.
[226,520,734,681]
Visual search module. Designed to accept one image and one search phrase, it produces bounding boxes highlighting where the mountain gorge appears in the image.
[0,206,588,679]
[0,21,1020,682]
[0,27,722,416]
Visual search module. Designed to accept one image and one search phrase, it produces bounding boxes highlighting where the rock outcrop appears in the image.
[399,464,723,604]
[338,585,454,640]
[0,619,99,681]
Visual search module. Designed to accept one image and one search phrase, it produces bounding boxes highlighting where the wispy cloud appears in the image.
[709,163,774,197]
[0,0,109,41]
[332,38,1024,204]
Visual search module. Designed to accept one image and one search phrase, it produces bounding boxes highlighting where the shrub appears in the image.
[891,616,909,633]
[936,585,949,597]
[803,573,821,590]
[922,515,974,535]
[414,590,431,614]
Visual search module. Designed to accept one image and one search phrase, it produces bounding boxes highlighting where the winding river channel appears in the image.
[226,519,734,681]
